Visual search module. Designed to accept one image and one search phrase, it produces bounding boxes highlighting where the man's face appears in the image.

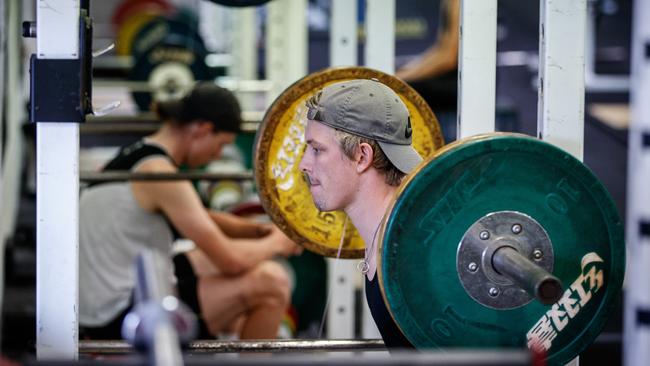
[186,127,236,168]
[299,120,358,212]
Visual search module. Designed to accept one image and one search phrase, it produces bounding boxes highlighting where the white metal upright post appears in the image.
[538,0,587,161]
[231,7,258,111]
[265,0,307,102]
[624,0,650,364]
[326,0,358,340]
[198,1,231,56]
[364,0,394,73]
[457,0,497,138]
[35,0,80,359]
[331,0,357,67]
[538,2,587,365]
[362,0,395,339]
[231,8,257,81]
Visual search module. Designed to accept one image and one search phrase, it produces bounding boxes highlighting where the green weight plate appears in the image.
[130,35,210,111]
[173,6,200,28]
[116,13,161,56]
[131,16,203,60]
[378,133,625,365]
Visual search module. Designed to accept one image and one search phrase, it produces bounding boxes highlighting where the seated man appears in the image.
[79,82,302,340]
[299,79,421,348]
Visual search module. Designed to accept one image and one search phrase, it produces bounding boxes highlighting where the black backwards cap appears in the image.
[159,81,242,133]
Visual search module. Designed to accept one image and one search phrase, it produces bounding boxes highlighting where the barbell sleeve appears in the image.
[491,246,563,305]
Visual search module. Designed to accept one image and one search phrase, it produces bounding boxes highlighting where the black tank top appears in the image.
[95,140,181,238]
[87,140,173,189]
[103,141,172,171]
[365,275,414,349]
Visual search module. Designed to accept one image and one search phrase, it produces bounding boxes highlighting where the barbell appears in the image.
[253,66,625,365]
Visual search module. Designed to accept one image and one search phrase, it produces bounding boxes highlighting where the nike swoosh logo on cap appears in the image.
[405,117,412,138]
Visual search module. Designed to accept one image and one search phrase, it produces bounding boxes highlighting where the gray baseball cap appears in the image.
[306,78,422,174]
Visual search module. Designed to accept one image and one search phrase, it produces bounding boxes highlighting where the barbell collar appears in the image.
[455,210,557,310]
[122,251,198,353]
[491,246,563,305]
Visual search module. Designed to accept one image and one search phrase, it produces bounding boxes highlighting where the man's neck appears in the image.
[145,124,186,166]
[345,174,398,246]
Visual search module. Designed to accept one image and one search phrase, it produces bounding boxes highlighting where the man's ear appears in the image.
[190,120,214,138]
[356,142,374,173]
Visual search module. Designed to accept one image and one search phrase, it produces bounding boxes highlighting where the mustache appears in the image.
[302,173,312,187]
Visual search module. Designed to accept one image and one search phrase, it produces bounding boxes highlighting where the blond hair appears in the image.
[334,130,404,186]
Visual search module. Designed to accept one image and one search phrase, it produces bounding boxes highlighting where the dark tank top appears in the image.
[365,274,414,349]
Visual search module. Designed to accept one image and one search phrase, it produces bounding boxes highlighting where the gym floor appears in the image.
[1,0,632,364]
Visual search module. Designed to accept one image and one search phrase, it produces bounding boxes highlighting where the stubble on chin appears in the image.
[314,198,326,211]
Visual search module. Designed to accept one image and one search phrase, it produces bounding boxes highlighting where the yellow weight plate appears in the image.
[112,0,173,30]
[116,13,160,56]
[254,66,444,258]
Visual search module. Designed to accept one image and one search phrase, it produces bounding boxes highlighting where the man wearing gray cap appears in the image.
[299,78,421,348]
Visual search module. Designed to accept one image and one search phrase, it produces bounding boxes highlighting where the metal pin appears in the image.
[479,231,490,240]
[488,287,499,297]
[512,224,522,234]
[468,262,478,272]
[533,249,543,260]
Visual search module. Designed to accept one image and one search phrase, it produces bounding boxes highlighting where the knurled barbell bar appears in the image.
[79,171,253,183]
[79,339,386,354]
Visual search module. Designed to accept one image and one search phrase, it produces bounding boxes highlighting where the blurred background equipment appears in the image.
[112,0,212,110]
